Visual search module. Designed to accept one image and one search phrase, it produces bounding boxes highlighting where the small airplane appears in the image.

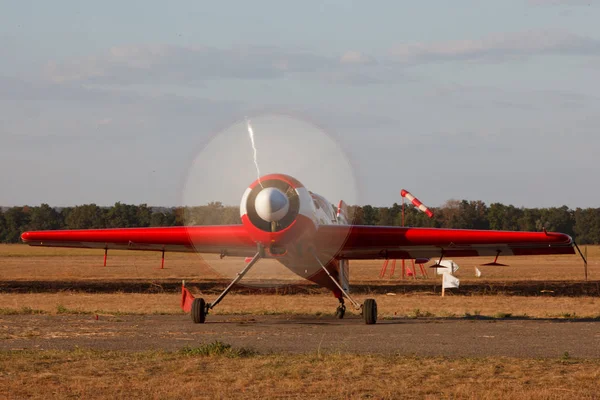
[21,173,576,324]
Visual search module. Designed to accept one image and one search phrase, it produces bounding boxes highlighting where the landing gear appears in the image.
[335,299,346,319]
[191,298,207,324]
[363,298,377,325]
[311,251,377,324]
[191,250,262,324]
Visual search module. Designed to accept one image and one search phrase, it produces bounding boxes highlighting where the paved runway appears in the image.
[3,314,600,358]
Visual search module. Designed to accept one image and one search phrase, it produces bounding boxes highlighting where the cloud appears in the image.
[339,51,376,65]
[528,0,596,5]
[389,30,600,64]
[320,71,385,85]
[0,75,244,146]
[42,45,392,87]
[44,44,335,85]
[96,117,113,126]
[0,76,139,104]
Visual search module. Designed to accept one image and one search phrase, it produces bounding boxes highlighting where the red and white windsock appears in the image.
[400,189,434,218]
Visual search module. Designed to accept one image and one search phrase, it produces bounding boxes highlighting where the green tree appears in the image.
[150,209,177,227]
[398,204,437,227]
[488,203,522,231]
[3,207,30,243]
[573,208,600,244]
[173,207,186,226]
[389,203,402,224]
[518,208,541,232]
[65,204,106,229]
[0,211,7,242]
[348,206,364,225]
[458,200,489,230]
[222,206,241,224]
[537,206,574,236]
[438,199,463,228]
[135,204,152,227]
[376,207,393,226]
[361,205,378,225]
[106,202,140,228]
[28,204,63,231]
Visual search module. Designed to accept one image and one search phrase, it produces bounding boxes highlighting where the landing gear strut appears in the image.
[335,298,346,319]
[191,251,262,324]
[311,251,377,324]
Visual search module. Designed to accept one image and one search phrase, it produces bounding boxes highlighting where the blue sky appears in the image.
[1,0,600,208]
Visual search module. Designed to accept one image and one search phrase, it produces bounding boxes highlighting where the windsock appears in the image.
[400,189,434,218]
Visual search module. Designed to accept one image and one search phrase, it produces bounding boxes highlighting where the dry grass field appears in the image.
[1,244,600,319]
[1,243,598,282]
[1,348,599,399]
[3,292,600,320]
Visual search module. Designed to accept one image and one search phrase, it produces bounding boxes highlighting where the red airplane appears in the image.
[21,173,576,324]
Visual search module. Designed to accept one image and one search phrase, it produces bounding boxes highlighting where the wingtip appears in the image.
[20,231,31,242]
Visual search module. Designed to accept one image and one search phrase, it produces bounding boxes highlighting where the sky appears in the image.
[1,0,600,208]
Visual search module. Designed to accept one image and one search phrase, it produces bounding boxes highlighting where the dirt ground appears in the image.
[2,314,600,359]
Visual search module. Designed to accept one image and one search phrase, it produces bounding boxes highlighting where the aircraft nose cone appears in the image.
[255,187,290,222]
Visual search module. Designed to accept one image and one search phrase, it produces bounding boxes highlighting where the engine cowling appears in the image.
[240,174,317,250]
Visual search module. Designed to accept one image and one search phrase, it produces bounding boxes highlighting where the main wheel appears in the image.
[335,305,346,319]
[191,298,206,324]
[363,298,377,325]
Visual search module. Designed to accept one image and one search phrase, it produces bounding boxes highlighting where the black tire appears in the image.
[363,299,377,325]
[335,305,346,319]
[191,298,206,324]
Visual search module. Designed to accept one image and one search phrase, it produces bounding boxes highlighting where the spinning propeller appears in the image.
[181,113,359,289]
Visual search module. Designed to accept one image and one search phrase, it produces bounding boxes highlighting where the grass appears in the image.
[3,292,600,319]
[179,341,257,358]
[0,306,46,315]
[407,308,435,318]
[1,243,598,282]
[1,348,600,399]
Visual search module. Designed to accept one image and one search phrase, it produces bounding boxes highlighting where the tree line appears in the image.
[1,200,599,244]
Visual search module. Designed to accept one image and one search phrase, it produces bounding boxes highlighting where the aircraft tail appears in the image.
[337,200,348,224]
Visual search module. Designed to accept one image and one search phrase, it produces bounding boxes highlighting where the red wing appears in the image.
[316,226,575,260]
[21,225,257,257]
